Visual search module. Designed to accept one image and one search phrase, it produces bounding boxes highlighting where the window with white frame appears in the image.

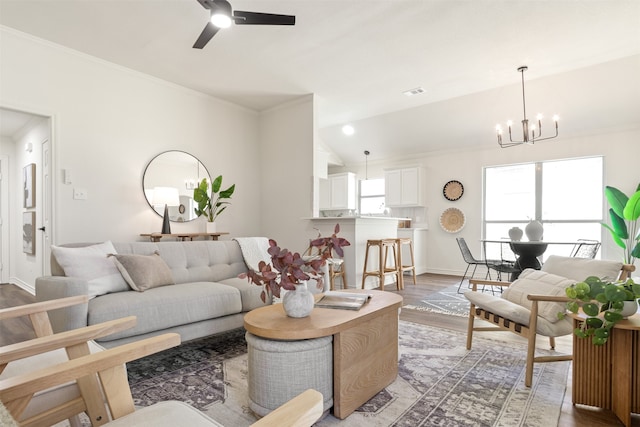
[483,156,604,260]
[359,178,385,215]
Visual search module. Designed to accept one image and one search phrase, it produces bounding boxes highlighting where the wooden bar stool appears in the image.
[304,245,346,291]
[396,237,417,290]
[327,258,347,290]
[361,239,401,290]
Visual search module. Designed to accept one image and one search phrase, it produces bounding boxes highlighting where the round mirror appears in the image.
[142,151,210,222]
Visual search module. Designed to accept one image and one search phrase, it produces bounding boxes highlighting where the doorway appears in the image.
[0,107,53,291]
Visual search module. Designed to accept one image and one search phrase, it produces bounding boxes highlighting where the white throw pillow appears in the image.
[86,274,130,297]
[51,241,128,296]
[502,269,576,323]
[541,255,623,282]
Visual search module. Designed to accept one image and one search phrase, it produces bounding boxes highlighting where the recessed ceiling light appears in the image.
[403,87,425,96]
[342,124,355,135]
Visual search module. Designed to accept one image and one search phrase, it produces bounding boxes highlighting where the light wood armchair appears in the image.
[0,296,136,426]
[465,257,635,387]
[0,332,324,427]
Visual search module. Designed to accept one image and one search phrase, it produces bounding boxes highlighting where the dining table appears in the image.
[481,239,579,280]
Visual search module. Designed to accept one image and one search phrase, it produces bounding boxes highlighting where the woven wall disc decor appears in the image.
[439,207,465,233]
[443,180,464,201]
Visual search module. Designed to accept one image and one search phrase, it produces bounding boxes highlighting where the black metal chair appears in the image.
[488,242,521,282]
[456,237,493,293]
[570,239,601,259]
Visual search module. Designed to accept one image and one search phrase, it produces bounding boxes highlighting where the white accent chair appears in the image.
[0,331,323,427]
[0,296,135,427]
[464,255,635,387]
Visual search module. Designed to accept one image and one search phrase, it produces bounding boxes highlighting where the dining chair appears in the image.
[570,239,601,259]
[487,242,521,282]
[456,237,493,293]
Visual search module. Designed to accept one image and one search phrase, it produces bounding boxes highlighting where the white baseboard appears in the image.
[9,277,35,295]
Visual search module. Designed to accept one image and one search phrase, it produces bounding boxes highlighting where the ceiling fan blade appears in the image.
[193,22,220,49]
[196,0,213,10]
[233,10,295,26]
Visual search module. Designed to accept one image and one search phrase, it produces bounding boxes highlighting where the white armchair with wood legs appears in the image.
[1,297,324,427]
[0,295,136,427]
[0,332,323,427]
[464,255,634,387]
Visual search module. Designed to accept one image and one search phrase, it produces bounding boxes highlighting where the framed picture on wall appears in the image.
[23,212,35,255]
[23,163,36,208]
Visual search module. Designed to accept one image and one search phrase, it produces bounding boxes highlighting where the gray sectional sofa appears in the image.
[35,240,269,348]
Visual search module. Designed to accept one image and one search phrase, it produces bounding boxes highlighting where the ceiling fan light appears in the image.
[211,13,232,28]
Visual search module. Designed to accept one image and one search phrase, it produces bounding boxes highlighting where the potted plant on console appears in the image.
[193,175,235,233]
[241,224,350,318]
[563,276,640,345]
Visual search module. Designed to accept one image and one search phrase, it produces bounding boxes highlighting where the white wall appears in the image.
[333,128,640,276]
[0,136,15,283]
[0,27,263,247]
[257,95,315,252]
[3,27,637,287]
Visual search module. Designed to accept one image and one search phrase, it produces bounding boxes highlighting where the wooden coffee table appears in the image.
[243,289,403,419]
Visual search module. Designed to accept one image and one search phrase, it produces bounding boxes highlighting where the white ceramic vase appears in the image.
[620,300,639,319]
[282,281,315,318]
[508,227,523,241]
[525,220,544,241]
[206,221,217,233]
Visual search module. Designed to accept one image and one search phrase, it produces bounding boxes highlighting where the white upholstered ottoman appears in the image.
[245,332,333,417]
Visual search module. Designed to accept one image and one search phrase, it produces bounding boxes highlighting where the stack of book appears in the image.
[315,291,373,311]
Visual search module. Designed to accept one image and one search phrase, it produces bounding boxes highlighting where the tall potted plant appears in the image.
[193,176,235,232]
[602,183,640,265]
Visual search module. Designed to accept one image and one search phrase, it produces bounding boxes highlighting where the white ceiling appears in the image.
[0,109,42,138]
[1,0,639,164]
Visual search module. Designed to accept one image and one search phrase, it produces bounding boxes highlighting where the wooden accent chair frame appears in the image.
[0,295,136,427]
[1,298,324,427]
[465,256,635,387]
[1,333,323,427]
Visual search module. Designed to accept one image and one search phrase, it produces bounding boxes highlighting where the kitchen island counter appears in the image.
[307,216,407,289]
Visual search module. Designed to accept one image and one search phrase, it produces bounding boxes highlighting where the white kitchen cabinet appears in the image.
[385,167,424,207]
[320,172,357,210]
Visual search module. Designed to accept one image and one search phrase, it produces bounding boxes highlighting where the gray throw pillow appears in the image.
[109,251,175,292]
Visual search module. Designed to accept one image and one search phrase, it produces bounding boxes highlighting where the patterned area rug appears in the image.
[403,283,472,317]
[127,321,569,427]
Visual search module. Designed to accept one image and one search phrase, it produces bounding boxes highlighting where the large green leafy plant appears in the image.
[602,184,640,265]
[564,276,640,345]
[193,176,235,222]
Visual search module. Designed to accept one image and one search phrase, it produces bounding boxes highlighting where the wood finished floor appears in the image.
[1,275,637,426]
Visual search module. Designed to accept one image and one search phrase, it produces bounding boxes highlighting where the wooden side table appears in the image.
[139,232,229,242]
[572,314,640,427]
